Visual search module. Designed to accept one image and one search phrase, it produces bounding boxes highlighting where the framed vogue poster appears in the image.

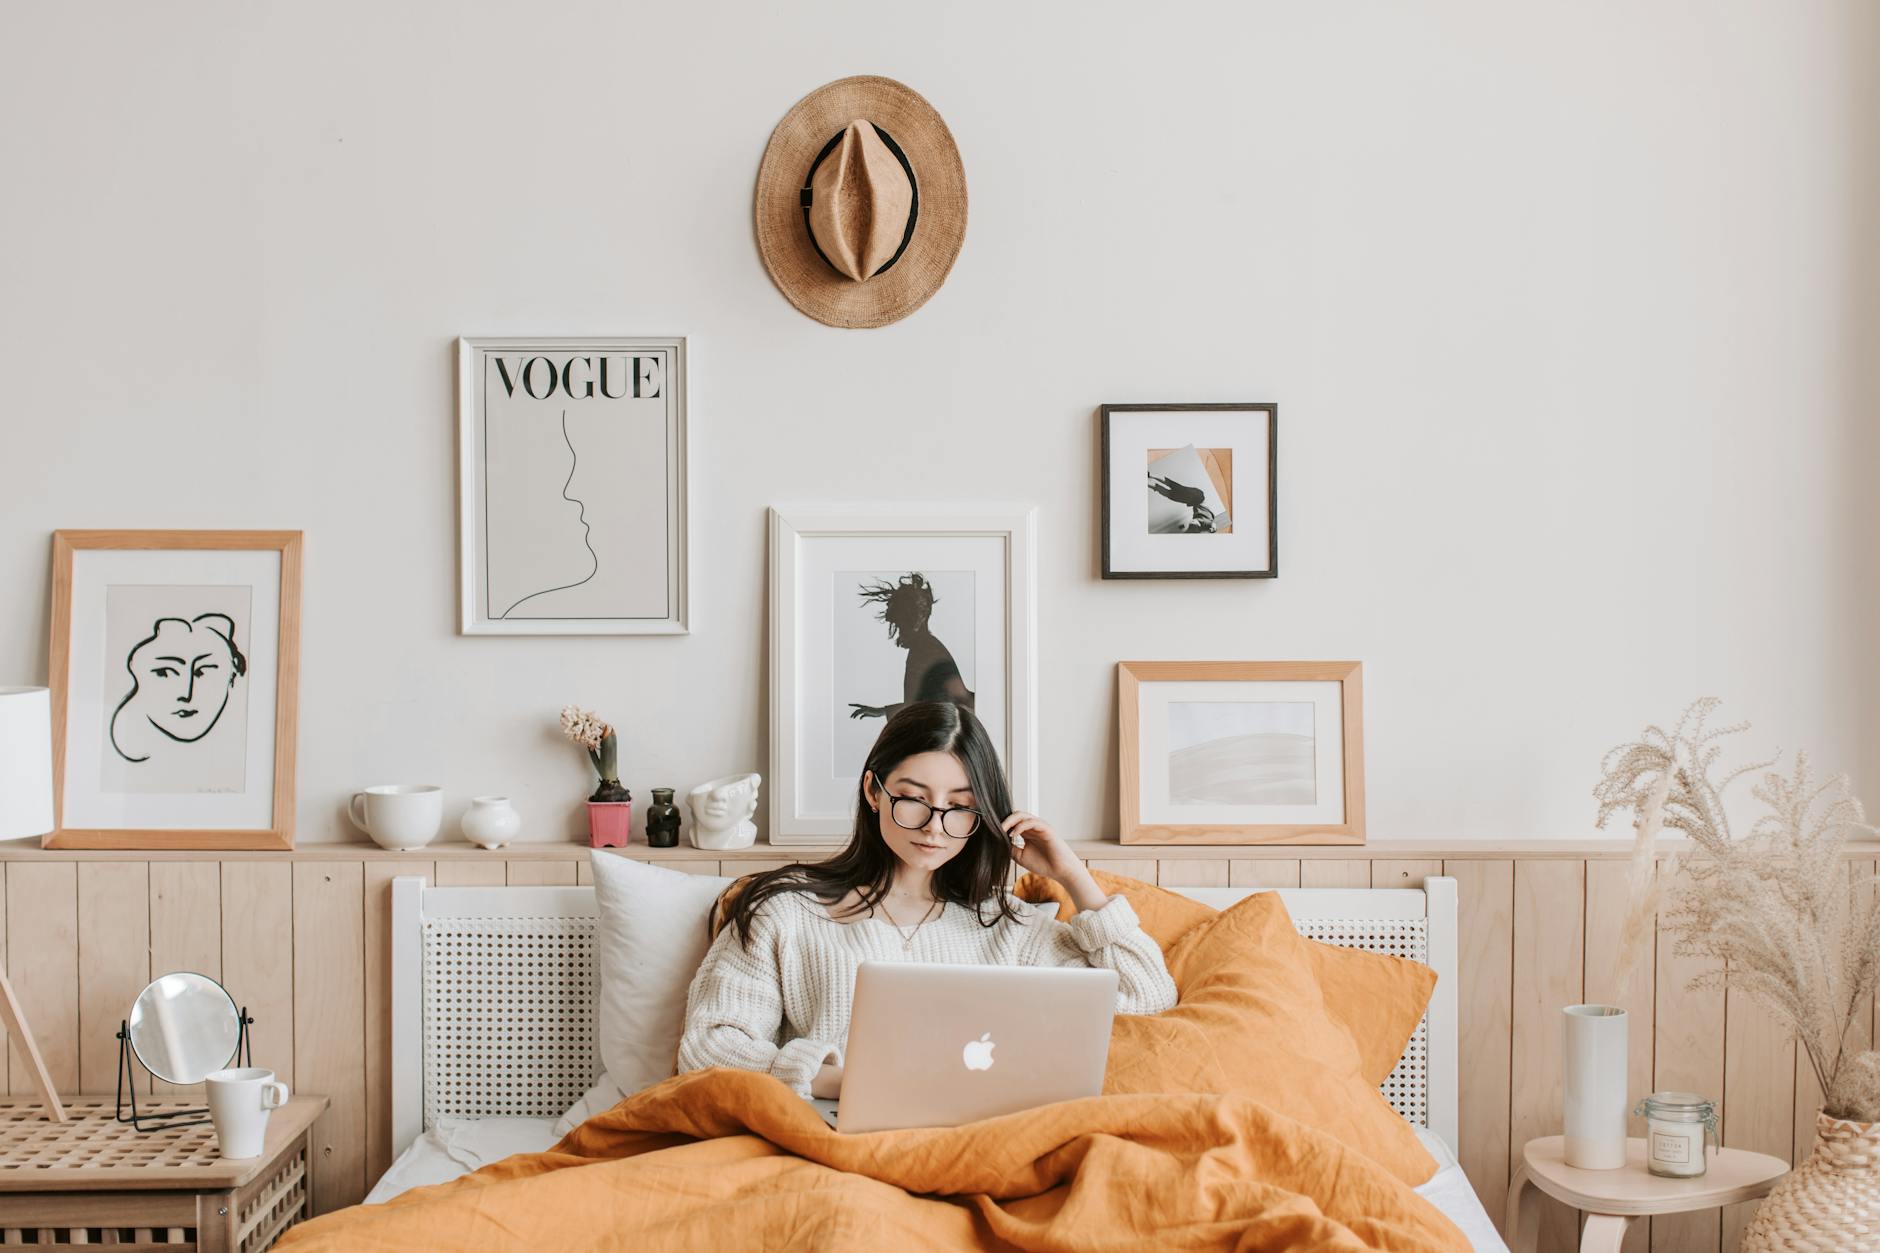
[1100,403,1277,579]
[768,506,1038,845]
[457,336,688,634]
[1117,660,1363,845]
[45,530,302,850]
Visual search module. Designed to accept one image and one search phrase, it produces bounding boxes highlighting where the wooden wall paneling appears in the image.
[1085,859,1159,884]
[6,863,77,1096]
[506,860,577,886]
[1371,859,1442,890]
[734,860,799,875]
[1511,859,1585,1253]
[1720,984,1796,1251]
[221,862,294,1084]
[671,861,723,877]
[147,862,222,1094]
[1445,858,1513,1234]
[77,862,150,1096]
[575,857,593,885]
[363,860,434,1189]
[1300,861,1370,889]
[1229,860,1300,888]
[1652,863,1726,1253]
[1582,859,1655,1253]
[433,860,506,887]
[293,861,366,1214]
[1156,860,1230,888]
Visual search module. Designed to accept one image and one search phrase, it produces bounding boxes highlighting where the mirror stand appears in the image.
[113,1007,254,1134]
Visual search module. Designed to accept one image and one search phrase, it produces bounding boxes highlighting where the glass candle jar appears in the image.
[1634,1092,1719,1178]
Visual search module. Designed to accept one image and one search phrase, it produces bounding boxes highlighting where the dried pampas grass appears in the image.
[1596,699,1880,1121]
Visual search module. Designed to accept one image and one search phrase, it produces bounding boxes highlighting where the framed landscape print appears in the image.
[46,530,302,850]
[1100,403,1276,579]
[1118,660,1362,845]
[457,336,688,634]
[768,506,1038,845]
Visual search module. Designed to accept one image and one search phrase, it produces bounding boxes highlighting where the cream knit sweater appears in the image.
[677,891,1177,1096]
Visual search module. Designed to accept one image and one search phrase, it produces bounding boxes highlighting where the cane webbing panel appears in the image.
[422,915,597,1127]
[1294,916,1430,1128]
[416,909,1429,1132]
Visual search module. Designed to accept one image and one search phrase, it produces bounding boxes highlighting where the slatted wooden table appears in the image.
[0,1095,325,1251]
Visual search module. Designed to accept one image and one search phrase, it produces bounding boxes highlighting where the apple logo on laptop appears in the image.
[962,1032,996,1071]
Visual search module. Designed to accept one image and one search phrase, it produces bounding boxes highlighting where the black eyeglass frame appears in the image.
[872,779,985,840]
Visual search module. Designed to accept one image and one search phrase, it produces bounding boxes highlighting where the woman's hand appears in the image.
[810,1062,843,1100]
[847,704,885,720]
[1001,812,1108,913]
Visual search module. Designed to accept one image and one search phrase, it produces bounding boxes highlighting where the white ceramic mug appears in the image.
[347,784,443,851]
[205,1066,290,1159]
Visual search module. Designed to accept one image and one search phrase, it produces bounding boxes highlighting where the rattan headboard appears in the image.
[391,877,1460,1158]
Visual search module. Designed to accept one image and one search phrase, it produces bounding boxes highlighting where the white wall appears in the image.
[3,1,1875,844]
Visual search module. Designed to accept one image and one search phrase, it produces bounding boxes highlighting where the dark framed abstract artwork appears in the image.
[1099,403,1277,579]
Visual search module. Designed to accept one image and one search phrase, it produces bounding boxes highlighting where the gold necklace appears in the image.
[876,896,942,950]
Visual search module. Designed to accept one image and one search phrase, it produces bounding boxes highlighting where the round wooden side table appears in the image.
[1507,1136,1789,1252]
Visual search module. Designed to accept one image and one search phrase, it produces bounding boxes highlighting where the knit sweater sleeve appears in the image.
[676,903,842,1096]
[1022,894,1179,1015]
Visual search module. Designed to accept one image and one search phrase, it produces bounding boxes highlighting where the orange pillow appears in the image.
[1103,890,1436,1186]
[1014,871,1435,1089]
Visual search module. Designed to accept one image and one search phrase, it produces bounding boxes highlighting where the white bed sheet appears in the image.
[367,1116,1508,1251]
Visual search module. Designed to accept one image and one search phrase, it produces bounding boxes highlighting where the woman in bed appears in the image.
[678,700,1177,1100]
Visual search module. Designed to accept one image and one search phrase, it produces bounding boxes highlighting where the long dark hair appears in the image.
[720,701,1019,945]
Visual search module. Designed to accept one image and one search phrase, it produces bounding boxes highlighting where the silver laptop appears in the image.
[811,961,1118,1133]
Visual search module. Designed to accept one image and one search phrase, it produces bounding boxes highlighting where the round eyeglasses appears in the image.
[879,791,984,840]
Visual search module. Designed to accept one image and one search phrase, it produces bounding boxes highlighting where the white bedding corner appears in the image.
[369,1113,1508,1251]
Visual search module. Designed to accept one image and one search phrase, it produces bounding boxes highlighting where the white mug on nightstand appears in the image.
[205,1067,290,1159]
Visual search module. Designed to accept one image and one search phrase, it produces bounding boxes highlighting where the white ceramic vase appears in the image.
[1562,1004,1629,1169]
[461,795,521,849]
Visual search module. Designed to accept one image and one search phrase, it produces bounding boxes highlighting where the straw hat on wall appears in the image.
[754,76,967,329]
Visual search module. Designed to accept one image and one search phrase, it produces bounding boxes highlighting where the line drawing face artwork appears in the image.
[100,584,253,795]
[480,349,672,623]
[497,410,598,619]
[1146,444,1234,535]
[1166,700,1315,806]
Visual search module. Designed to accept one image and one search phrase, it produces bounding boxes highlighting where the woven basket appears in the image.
[1742,1111,1880,1251]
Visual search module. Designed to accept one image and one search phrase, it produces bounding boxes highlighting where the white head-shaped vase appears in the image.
[687,772,761,850]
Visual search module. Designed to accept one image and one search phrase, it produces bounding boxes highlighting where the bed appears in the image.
[369,875,1507,1252]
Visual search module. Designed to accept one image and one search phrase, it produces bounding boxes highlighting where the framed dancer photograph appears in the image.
[458,336,688,634]
[45,530,303,850]
[1099,403,1277,579]
[1117,660,1363,845]
[768,506,1038,845]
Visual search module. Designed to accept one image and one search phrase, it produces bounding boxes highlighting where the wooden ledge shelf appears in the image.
[4,836,1879,862]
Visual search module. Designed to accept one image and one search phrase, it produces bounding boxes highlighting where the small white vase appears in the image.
[461,795,521,849]
[1563,1004,1629,1169]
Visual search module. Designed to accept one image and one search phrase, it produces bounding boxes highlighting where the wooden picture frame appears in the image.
[1118,660,1363,845]
[46,530,302,850]
[1100,403,1277,579]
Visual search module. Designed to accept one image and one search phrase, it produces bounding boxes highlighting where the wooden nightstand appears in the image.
[0,1094,327,1251]
[1508,1135,1789,1252]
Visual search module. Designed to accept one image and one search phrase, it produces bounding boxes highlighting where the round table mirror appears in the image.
[126,972,241,1085]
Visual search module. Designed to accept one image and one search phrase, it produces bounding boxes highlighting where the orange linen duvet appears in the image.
[276,1068,1468,1252]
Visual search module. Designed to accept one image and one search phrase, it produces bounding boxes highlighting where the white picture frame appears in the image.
[457,336,688,634]
[768,505,1038,846]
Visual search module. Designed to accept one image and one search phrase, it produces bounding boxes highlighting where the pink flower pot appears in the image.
[586,800,632,848]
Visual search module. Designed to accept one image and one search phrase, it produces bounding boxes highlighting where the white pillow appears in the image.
[588,852,736,1099]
